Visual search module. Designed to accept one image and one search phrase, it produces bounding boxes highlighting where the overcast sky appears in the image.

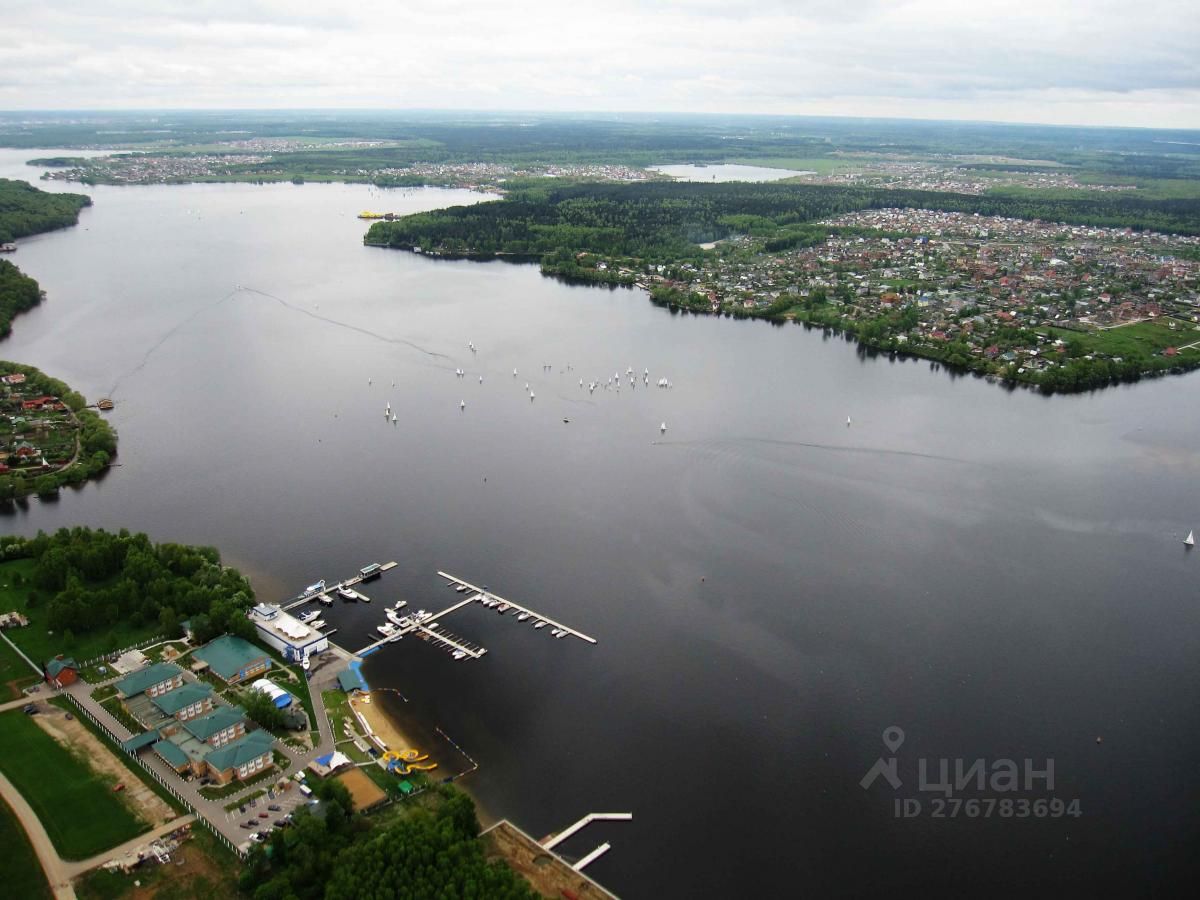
[2,0,1197,128]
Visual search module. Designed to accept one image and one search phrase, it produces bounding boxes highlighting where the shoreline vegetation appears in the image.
[0,179,91,339]
[365,180,1200,394]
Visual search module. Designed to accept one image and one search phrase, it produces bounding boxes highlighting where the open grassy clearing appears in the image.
[0,709,146,859]
[1045,317,1200,358]
[0,792,52,900]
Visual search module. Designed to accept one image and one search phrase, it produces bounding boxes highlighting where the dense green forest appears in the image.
[0,178,90,243]
[0,259,42,338]
[365,180,1200,266]
[241,779,535,900]
[0,527,255,644]
[0,360,117,498]
[0,179,90,336]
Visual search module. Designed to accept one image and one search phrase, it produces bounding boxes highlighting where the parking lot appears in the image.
[221,774,314,843]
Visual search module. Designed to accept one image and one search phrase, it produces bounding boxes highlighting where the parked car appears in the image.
[64,713,73,720]
[274,819,290,828]
[239,823,252,830]
[22,704,37,715]
[248,833,264,843]
[268,804,281,812]
[238,806,246,814]
[258,812,269,819]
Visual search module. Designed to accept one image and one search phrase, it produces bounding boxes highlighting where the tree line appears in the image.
[0,178,90,243]
[241,780,535,900]
[0,527,256,646]
[365,181,1200,268]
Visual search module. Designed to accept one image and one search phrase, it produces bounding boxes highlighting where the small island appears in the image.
[0,361,117,499]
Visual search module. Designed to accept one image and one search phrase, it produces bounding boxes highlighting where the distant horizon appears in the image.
[5,2,1197,131]
[1,107,1199,136]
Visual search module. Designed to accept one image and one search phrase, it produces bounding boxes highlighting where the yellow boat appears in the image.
[357,211,385,219]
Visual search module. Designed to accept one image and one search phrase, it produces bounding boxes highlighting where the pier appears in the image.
[351,595,478,656]
[438,571,598,644]
[282,561,397,612]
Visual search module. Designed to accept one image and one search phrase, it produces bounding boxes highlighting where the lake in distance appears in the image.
[2,149,1199,897]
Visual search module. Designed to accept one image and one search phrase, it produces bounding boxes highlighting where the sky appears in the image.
[2,0,1198,129]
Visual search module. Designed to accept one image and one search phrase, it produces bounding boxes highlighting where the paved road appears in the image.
[0,769,76,899]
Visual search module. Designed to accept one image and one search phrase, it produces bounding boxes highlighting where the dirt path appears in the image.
[33,705,174,827]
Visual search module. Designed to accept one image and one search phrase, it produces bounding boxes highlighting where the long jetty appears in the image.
[437,571,598,644]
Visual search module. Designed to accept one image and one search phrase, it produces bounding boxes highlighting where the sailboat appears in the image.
[660,422,667,434]
[1186,530,1195,547]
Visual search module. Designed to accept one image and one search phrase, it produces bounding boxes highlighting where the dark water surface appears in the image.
[3,150,1199,897]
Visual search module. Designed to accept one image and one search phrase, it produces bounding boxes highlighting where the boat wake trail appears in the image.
[108,288,238,398]
[239,286,451,361]
[653,437,970,466]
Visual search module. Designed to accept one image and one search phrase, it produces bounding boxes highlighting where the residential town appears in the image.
[637,209,1200,386]
[0,372,75,475]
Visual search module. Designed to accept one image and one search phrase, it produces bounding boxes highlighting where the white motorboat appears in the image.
[517,612,530,621]
[534,621,548,629]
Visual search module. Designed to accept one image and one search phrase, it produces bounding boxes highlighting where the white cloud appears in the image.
[1,0,1197,127]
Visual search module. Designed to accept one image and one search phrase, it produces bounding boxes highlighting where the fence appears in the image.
[79,634,167,669]
[59,691,247,859]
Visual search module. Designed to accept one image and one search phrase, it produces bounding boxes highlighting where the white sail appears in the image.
[1186,530,1195,547]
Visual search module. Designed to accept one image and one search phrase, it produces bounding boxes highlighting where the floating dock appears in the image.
[283,561,397,611]
[438,571,598,644]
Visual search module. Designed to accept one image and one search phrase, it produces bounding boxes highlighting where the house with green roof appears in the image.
[150,682,215,724]
[44,656,79,689]
[153,740,190,774]
[192,634,271,684]
[114,661,184,700]
[181,705,247,748]
[203,729,276,784]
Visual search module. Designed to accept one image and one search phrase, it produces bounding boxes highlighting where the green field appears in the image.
[0,710,146,859]
[0,559,163,669]
[0,793,52,900]
[46,697,184,816]
[1045,318,1200,359]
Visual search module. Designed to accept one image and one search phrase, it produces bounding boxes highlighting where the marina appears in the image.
[334,568,595,660]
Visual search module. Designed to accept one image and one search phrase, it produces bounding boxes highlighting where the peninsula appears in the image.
[365,180,1200,393]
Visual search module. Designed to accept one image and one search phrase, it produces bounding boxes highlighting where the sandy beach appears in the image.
[349,691,423,755]
[349,689,493,824]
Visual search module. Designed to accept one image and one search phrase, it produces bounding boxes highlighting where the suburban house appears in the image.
[181,705,247,749]
[150,681,215,725]
[115,661,185,700]
[203,730,276,784]
[44,655,79,689]
[192,635,271,685]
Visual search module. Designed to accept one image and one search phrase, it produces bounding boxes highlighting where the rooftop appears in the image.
[151,681,214,715]
[203,729,275,772]
[114,661,184,698]
[192,634,269,680]
[181,704,246,741]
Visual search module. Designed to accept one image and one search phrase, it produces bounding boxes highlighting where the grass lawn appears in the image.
[47,697,184,816]
[0,710,146,859]
[0,633,41,699]
[1045,318,1200,359]
[0,792,52,900]
[0,560,164,668]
